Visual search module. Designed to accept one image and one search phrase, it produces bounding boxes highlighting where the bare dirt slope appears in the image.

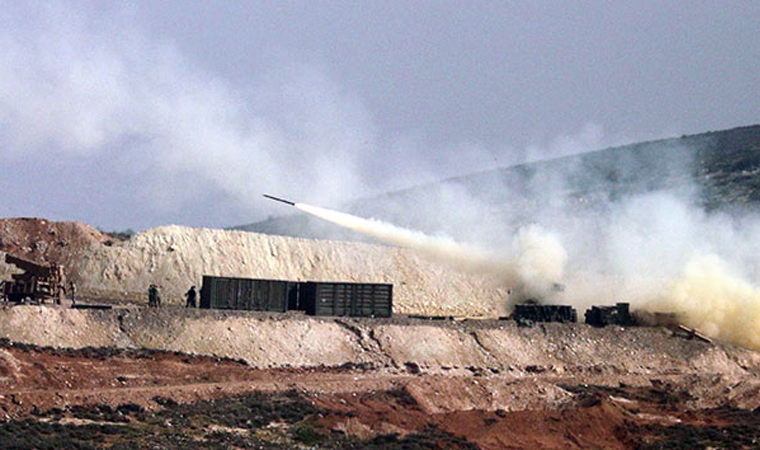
[2,306,760,385]
[0,218,110,264]
[2,329,760,449]
[1,219,508,315]
[0,218,110,282]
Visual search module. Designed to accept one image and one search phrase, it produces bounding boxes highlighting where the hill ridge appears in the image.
[235,124,760,240]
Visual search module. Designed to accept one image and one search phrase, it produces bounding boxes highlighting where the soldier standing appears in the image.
[185,286,197,308]
[69,281,77,306]
[148,284,157,308]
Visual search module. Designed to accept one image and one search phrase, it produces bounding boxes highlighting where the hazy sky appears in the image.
[0,1,758,230]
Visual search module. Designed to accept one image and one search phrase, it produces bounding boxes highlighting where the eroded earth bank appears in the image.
[2,306,760,448]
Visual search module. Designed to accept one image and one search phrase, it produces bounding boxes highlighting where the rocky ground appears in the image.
[1,304,760,448]
[1,326,760,449]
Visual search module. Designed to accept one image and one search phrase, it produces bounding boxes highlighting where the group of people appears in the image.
[147,284,198,308]
[148,284,161,307]
[3,278,198,308]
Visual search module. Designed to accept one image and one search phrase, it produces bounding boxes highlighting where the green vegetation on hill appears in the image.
[236,125,760,240]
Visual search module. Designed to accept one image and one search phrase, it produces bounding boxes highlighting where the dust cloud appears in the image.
[651,254,760,351]
[300,192,760,353]
[580,193,760,352]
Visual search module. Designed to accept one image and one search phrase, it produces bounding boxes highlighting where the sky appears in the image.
[0,1,758,231]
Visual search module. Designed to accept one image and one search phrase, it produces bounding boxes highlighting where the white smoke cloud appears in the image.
[555,190,760,351]
[296,202,566,302]
[512,225,567,300]
[0,4,376,220]
[297,130,760,353]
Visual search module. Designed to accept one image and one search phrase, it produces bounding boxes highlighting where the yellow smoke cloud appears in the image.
[650,253,760,351]
[296,202,760,352]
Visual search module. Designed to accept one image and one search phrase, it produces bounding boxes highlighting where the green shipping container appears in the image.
[300,282,392,318]
[199,276,297,312]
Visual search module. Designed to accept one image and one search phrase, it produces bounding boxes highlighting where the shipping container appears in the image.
[300,282,392,318]
[584,303,635,327]
[199,276,297,312]
[511,303,577,324]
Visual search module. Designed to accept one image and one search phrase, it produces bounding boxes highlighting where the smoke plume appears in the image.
[3,3,760,354]
[299,136,760,354]
[0,4,381,229]
[652,254,760,350]
[296,203,565,301]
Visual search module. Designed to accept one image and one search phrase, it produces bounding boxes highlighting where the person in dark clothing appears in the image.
[69,281,77,305]
[148,284,158,308]
[185,286,197,308]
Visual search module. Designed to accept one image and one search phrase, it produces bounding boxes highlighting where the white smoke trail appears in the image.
[297,201,760,353]
[296,203,511,274]
[295,203,566,300]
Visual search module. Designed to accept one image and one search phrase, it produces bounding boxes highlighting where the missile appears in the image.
[263,194,296,206]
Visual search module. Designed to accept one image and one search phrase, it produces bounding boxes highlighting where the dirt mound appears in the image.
[0,218,111,283]
[0,218,110,263]
[0,218,508,315]
[73,225,508,315]
[3,306,760,383]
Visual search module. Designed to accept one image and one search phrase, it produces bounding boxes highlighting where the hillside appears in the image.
[0,218,111,282]
[1,224,508,315]
[3,308,760,448]
[236,125,760,240]
[1,126,759,449]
